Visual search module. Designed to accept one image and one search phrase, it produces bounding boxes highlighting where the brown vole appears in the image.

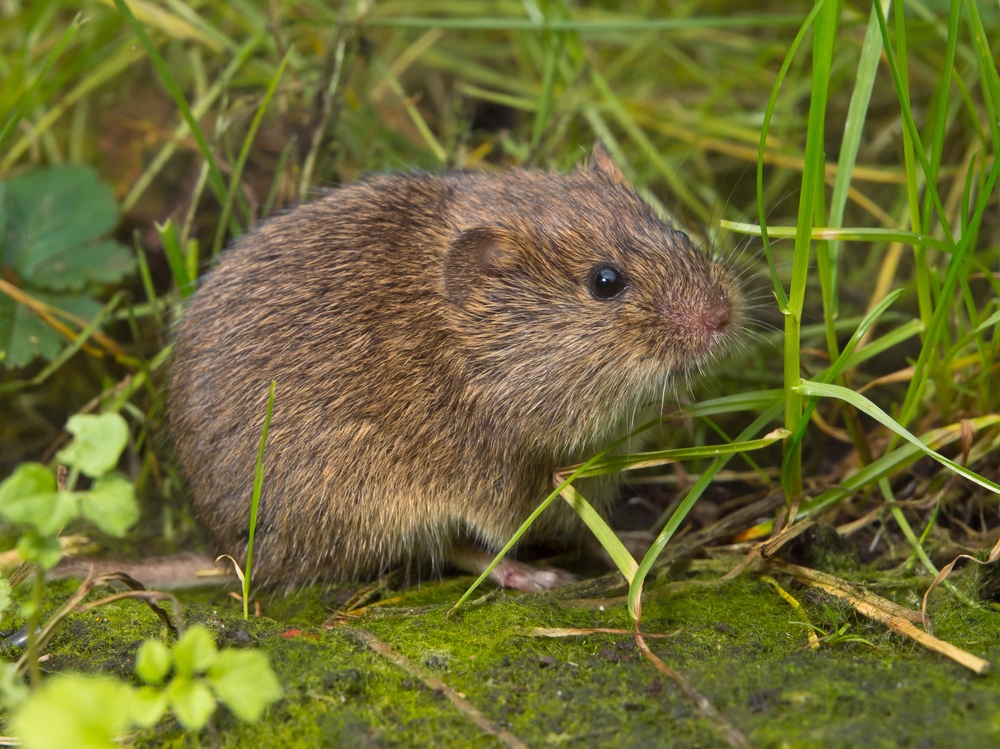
[168,143,741,591]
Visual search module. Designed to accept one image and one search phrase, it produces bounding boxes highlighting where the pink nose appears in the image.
[701,305,730,332]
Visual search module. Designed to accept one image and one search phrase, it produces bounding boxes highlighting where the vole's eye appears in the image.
[588,264,627,300]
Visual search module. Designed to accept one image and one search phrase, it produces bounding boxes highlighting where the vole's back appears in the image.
[169,156,740,585]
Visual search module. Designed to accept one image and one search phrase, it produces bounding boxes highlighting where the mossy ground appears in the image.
[23,552,1000,749]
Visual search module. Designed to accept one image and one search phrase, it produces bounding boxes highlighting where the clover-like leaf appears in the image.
[79,475,138,537]
[167,677,216,731]
[57,413,129,478]
[16,531,64,570]
[0,463,78,535]
[208,648,282,723]
[11,673,132,749]
[128,685,169,729]
[135,639,173,685]
[173,625,218,677]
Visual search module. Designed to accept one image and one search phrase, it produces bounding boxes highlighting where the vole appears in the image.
[167,143,741,591]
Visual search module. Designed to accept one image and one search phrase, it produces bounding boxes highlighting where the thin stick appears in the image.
[336,626,529,749]
[633,626,753,749]
[770,560,989,675]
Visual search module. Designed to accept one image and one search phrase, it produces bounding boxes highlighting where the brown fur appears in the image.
[168,144,742,586]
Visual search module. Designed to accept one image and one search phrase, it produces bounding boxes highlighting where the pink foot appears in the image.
[449,542,577,591]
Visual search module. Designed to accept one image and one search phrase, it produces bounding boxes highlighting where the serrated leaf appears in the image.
[208,648,282,722]
[173,625,218,677]
[79,475,138,537]
[30,240,136,292]
[16,531,63,570]
[0,164,132,369]
[135,639,172,685]
[4,165,118,276]
[168,677,216,731]
[0,291,102,369]
[0,463,78,534]
[128,685,169,728]
[57,413,129,478]
[11,673,132,749]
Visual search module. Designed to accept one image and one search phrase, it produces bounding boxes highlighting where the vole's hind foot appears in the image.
[449,541,578,592]
[490,559,578,592]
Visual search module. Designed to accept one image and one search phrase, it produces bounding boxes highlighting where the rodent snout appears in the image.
[699,302,730,332]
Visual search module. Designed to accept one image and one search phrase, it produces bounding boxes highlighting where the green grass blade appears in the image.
[560,484,637,583]
[363,15,805,32]
[155,219,192,296]
[122,34,262,213]
[627,404,783,620]
[245,380,276,620]
[755,1,826,311]
[800,415,1000,515]
[450,417,663,615]
[782,0,841,501]
[0,14,82,155]
[682,390,783,418]
[825,0,891,321]
[574,430,789,478]
[212,49,292,256]
[111,0,232,224]
[796,380,1000,495]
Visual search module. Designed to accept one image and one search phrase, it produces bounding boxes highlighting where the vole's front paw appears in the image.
[491,559,578,591]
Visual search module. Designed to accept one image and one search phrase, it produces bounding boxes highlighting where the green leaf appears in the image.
[79,475,138,537]
[208,649,282,722]
[16,531,63,570]
[167,677,216,731]
[29,240,136,292]
[11,673,133,749]
[135,639,173,685]
[3,166,123,282]
[0,165,133,369]
[0,291,102,370]
[173,625,218,677]
[128,685,169,728]
[0,463,78,535]
[57,413,129,478]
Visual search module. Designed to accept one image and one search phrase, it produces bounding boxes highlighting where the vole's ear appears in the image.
[588,141,631,189]
[444,227,515,308]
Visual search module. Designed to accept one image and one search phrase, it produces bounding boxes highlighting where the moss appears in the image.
[11,565,999,748]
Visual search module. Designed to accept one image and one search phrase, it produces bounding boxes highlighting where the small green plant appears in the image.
[9,626,281,748]
[0,412,281,746]
[791,606,876,650]
[0,165,135,368]
[0,411,137,685]
[133,625,283,729]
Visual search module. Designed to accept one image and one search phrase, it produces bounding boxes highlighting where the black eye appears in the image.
[587,264,627,300]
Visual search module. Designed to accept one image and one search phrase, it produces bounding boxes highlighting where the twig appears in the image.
[334,625,529,749]
[633,625,753,749]
[769,560,989,675]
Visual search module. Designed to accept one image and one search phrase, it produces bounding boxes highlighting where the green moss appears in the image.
[12,566,998,748]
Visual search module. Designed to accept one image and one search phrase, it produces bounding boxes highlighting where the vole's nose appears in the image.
[700,302,730,332]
